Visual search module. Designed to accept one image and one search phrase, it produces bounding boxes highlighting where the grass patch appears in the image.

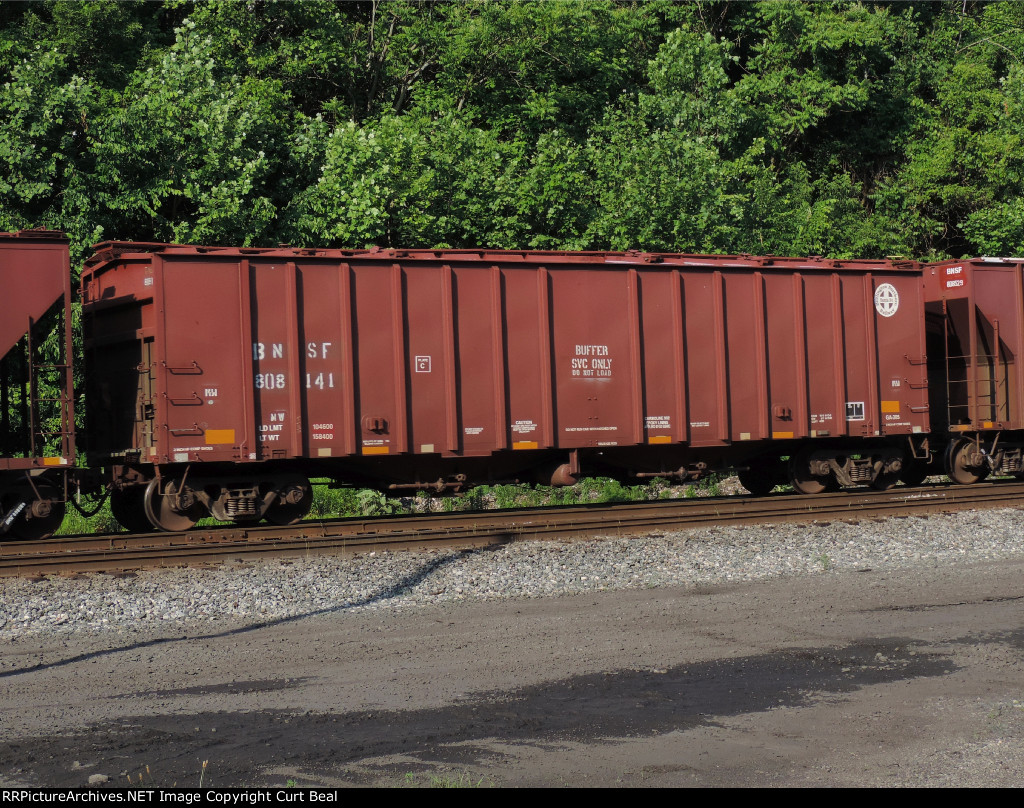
[401,771,488,788]
[57,497,121,536]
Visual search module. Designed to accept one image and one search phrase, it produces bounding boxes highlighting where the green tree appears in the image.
[86,19,295,245]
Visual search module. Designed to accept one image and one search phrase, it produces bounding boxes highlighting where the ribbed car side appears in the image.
[80,244,930,532]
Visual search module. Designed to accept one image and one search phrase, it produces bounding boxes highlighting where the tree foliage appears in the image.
[2,0,1023,263]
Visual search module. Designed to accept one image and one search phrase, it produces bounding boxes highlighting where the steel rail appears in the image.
[1,481,1022,577]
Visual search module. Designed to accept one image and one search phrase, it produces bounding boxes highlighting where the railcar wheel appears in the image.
[143,477,205,532]
[110,486,154,533]
[899,461,931,487]
[265,477,313,525]
[738,461,775,497]
[8,483,65,540]
[871,470,900,491]
[788,449,831,495]
[944,439,989,485]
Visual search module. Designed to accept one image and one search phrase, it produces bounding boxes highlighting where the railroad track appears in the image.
[2,480,1023,578]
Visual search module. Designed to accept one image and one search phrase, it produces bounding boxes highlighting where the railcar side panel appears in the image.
[451,265,503,454]
[637,271,686,445]
[680,273,719,446]
[873,273,930,437]
[405,263,453,454]
[501,267,549,451]
[802,273,842,439]
[0,232,71,363]
[250,259,303,461]
[763,273,802,441]
[550,269,636,449]
[296,260,351,459]
[351,263,400,457]
[722,273,760,443]
[156,259,253,464]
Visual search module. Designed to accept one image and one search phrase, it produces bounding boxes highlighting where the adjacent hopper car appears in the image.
[0,229,1020,538]
[0,230,75,539]
[924,257,1024,483]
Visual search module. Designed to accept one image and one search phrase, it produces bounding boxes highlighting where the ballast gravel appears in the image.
[3,505,1024,642]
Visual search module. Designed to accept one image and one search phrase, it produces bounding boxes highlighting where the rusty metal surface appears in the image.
[3,481,1022,578]
[80,244,926,489]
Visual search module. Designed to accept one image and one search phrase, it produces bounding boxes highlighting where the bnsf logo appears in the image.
[944,266,965,289]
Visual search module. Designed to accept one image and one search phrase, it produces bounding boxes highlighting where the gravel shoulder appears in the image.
[2,506,1024,787]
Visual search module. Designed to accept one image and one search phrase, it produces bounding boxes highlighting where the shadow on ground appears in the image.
[0,630,981,788]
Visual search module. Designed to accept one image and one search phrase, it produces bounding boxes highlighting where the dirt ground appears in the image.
[2,556,1023,788]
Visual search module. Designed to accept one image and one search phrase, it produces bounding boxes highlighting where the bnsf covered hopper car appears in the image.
[80,243,930,532]
[0,230,75,539]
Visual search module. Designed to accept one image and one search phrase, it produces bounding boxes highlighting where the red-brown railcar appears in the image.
[924,256,1024,483]
[81,243,929,531]
[0,230,75,539]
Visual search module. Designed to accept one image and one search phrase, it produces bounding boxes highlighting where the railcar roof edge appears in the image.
[82,241,921,272]
[0,228,68,241]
